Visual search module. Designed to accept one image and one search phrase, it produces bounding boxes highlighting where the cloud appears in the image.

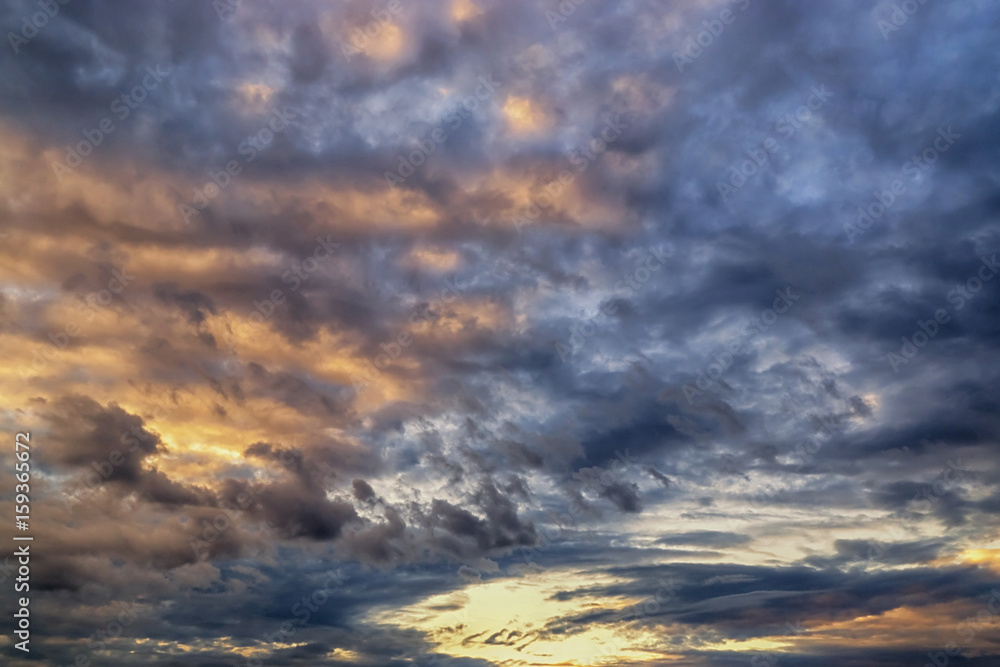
[3,0,1000,663]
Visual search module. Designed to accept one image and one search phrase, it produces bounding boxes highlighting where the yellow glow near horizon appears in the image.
[959,549,1000,573]
[369,569,675,665]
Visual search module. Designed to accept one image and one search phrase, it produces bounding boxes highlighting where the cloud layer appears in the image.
[1,0,999,665]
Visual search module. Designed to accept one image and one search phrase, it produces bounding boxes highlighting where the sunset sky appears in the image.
[1,0,1000,665]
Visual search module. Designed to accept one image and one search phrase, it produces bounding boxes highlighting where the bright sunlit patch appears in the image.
[236,82,278,112]
[233,180,443,229]
[452,0,481,22]
[404,246,462,272]
[325,648,363,662]
[455,167,625,231]
[366,23,405,61]
[503,96,548,134]
[958,549,1000,573]
[369,569,676,665]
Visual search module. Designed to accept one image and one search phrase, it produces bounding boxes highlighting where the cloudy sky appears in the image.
[1,0,999,665]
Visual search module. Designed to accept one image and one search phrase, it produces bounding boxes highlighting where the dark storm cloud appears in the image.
[423,479,537,557]
[39,394,161,474]
[597,479,642,513]
[38,395,214,506]
[542,561,1000,641]
[223,476,358,541]
[803,538,947,568]
[153,282,218,325]
[352,477,378,503]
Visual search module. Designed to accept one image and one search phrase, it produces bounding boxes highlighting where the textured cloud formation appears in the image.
[1,0,999,665]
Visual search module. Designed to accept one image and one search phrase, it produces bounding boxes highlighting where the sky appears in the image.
[1,0,999,665]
